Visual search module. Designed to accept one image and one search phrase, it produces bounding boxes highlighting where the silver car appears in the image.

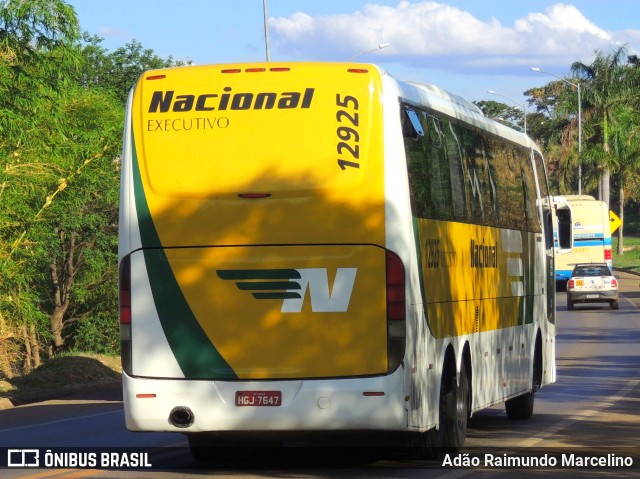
[567,263,619,310]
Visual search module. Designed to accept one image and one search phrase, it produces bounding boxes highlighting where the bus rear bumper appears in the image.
[122,370,407,433]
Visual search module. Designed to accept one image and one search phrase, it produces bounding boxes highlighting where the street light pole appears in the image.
[347,43,390,61]
[263,0,271,62]
[531,67,582,195]
[487,90,527,134]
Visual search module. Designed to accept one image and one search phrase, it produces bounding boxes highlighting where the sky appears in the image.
[69,0,640,106]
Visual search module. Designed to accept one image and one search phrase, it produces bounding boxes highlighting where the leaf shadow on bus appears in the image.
[142,165,393,378]
[130,163,435,458]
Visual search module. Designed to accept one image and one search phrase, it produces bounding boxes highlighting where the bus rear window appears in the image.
[133,65,384,199]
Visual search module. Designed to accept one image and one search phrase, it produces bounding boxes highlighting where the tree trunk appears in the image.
[29,323,41,369]
[601,114,610,208]
[617,184,624,256]
[49,230,80,355]
[0,315,17,378]
[601,169,610,209]
[49,308,66,356]
[21,324,32,373]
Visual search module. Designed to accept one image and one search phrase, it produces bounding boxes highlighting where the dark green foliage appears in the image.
[0,0,182,375]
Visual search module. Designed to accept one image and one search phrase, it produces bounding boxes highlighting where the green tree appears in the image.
[0,0,80,133]
[0,0,123,374]
[0,0,82,374]
[1,85,122,361]
[571,45,640,208]
[1,0,187,376]
[77,35,190,104]
[474,99,524,131]
[607,83,640,255]
[524,83,573,194]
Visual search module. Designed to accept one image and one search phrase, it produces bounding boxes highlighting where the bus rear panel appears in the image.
[119,63,407,433]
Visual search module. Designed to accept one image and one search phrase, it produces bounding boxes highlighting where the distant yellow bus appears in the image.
[553,195,612,286]
[118,62,556,458]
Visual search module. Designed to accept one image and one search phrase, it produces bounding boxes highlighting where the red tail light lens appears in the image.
[567,279,574,289]
[119,255,133,374]
[611,278,618,288]
[386,251,406,373]
[386,251,405,321]
[119,256,131,324]
[604,248,612,260]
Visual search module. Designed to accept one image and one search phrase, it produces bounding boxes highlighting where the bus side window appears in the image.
[521,159,542,233]
[493,144,525,230]
[556,207,572,250]
[460,129,499,226]
[443,123,467,220]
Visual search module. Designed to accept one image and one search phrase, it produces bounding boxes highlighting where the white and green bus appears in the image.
[118,62,556,457]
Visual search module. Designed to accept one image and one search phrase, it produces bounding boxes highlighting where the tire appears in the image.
[567,299,574,311]
[442,361,469,452]
[505,390,534,420]
[505,345,539,420]
[611,300,619,310]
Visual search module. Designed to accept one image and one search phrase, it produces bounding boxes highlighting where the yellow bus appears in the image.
[118,62,556,457]
[553,195,612,287]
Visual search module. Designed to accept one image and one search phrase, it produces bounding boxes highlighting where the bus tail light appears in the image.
[386,251,406,373]
[119,255,131,325]
[604,248,612,261]
[119,255,132,374]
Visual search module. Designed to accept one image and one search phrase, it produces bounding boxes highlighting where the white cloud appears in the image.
[98,26,130,38]
[269,1,634,74]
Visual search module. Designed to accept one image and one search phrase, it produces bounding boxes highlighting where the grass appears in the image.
[613,235,640,273]
[0,353,121,406]
[611,204,640,274]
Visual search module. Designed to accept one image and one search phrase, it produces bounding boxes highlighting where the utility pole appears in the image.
[263,0,271,61]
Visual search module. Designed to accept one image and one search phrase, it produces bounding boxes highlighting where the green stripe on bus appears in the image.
[131,136,237,379]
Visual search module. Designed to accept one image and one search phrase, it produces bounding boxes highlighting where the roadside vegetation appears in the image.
[0,0,639,383]
[0,353,121,406]
[613,210,640,274]
[613,236,640,273]
[0,0,188,380]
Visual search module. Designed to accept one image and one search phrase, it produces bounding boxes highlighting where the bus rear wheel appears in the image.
[407,359,470,458]
[505,343,540,420]
[505,390,534,420]
[442,360,469,451]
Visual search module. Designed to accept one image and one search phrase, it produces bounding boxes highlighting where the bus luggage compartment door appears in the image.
[129,244,390,380]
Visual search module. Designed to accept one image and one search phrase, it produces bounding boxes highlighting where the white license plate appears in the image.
[236,391,282,407]
[586,294,599,299]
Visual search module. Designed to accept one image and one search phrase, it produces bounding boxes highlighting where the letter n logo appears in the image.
[282,268,357,313]
[217,268,357,313]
